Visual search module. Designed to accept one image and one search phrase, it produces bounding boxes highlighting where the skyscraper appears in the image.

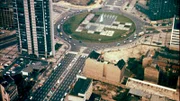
[13,0,55,58]
[0,0,14,29]
[148,0,179,20]
[135,0,179,20]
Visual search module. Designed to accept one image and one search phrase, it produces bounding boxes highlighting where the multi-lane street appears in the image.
[29,53,76,101]
[26,1,148,101]
[49,56,86,101]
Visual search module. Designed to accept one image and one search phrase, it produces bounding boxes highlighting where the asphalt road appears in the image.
[49,56,86,101]
[54,5,146,54]
[28,53,76,101]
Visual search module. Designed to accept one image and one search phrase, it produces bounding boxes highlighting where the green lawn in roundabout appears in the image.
[63,12,136,43]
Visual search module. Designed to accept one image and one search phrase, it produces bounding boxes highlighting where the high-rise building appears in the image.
[135,0,179,20]
[13,0,55,58]
[0,0,14,29]
[148,0,176,20]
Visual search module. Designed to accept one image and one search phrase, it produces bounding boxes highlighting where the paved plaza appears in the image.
[76,13,132,37]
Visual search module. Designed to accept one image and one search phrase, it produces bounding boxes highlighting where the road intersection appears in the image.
[27,0,148,100]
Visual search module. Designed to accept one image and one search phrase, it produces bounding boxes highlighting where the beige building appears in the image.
[82,51,126,86]
[0,84,10,101]
[144,67,159,84]
[66,75,93,101]
[126,78,179,101]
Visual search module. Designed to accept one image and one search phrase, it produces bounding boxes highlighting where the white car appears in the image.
[129,40,132,42]
[116,43,120,46]
[30,96,33,100]
[61,98,64,101]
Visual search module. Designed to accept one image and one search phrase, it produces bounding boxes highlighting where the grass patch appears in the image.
[63,12,136,43]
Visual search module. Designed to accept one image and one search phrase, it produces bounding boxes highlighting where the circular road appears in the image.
[54,7,147,53]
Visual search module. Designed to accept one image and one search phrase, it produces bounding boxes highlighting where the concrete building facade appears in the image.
[13,0,55,58]
[126,78,179,101]
[67,75,93,101]
[0,0,14,29]
[0,84,10,101]
[169,16,180,51]
[83,51,125,86]
[144,67,159,84]
[135,0,180,20]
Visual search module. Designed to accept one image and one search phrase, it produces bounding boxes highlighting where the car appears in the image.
[116,43,120,46]
[73,43,76,46]
[124,41,126,43]
[79,40,82,43]
[61,98,64,101]
[30,96,33,100]
[134,36,136,39]
[129,40,132,42]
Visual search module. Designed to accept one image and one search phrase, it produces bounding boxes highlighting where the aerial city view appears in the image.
[0,0,179,101]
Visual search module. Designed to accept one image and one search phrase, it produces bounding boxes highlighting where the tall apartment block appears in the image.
[135,0,180,20]
[0,0,14,29]
[13,0,55,58]
[148,0,175,20]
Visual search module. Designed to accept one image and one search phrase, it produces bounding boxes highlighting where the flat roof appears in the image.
[70,78,92,96]
[88,51,100,59]
[115,59,125,70]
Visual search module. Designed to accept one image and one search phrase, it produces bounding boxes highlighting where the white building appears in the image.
[169,16,180,51]
[13,0,55,58]
[66,75,93,101]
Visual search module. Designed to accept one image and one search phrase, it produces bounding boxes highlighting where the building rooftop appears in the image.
[70,77,92,96]
[3,57,48,76]
[129,89,173,101]
[115,59,125,70]
[126,78,178,101]
[88,51,100,60]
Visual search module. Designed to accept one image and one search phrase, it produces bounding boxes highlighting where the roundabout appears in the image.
[54,6,146,53]
[62,11,136,43]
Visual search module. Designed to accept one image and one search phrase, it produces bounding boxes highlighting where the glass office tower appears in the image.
[13,0,55,58]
